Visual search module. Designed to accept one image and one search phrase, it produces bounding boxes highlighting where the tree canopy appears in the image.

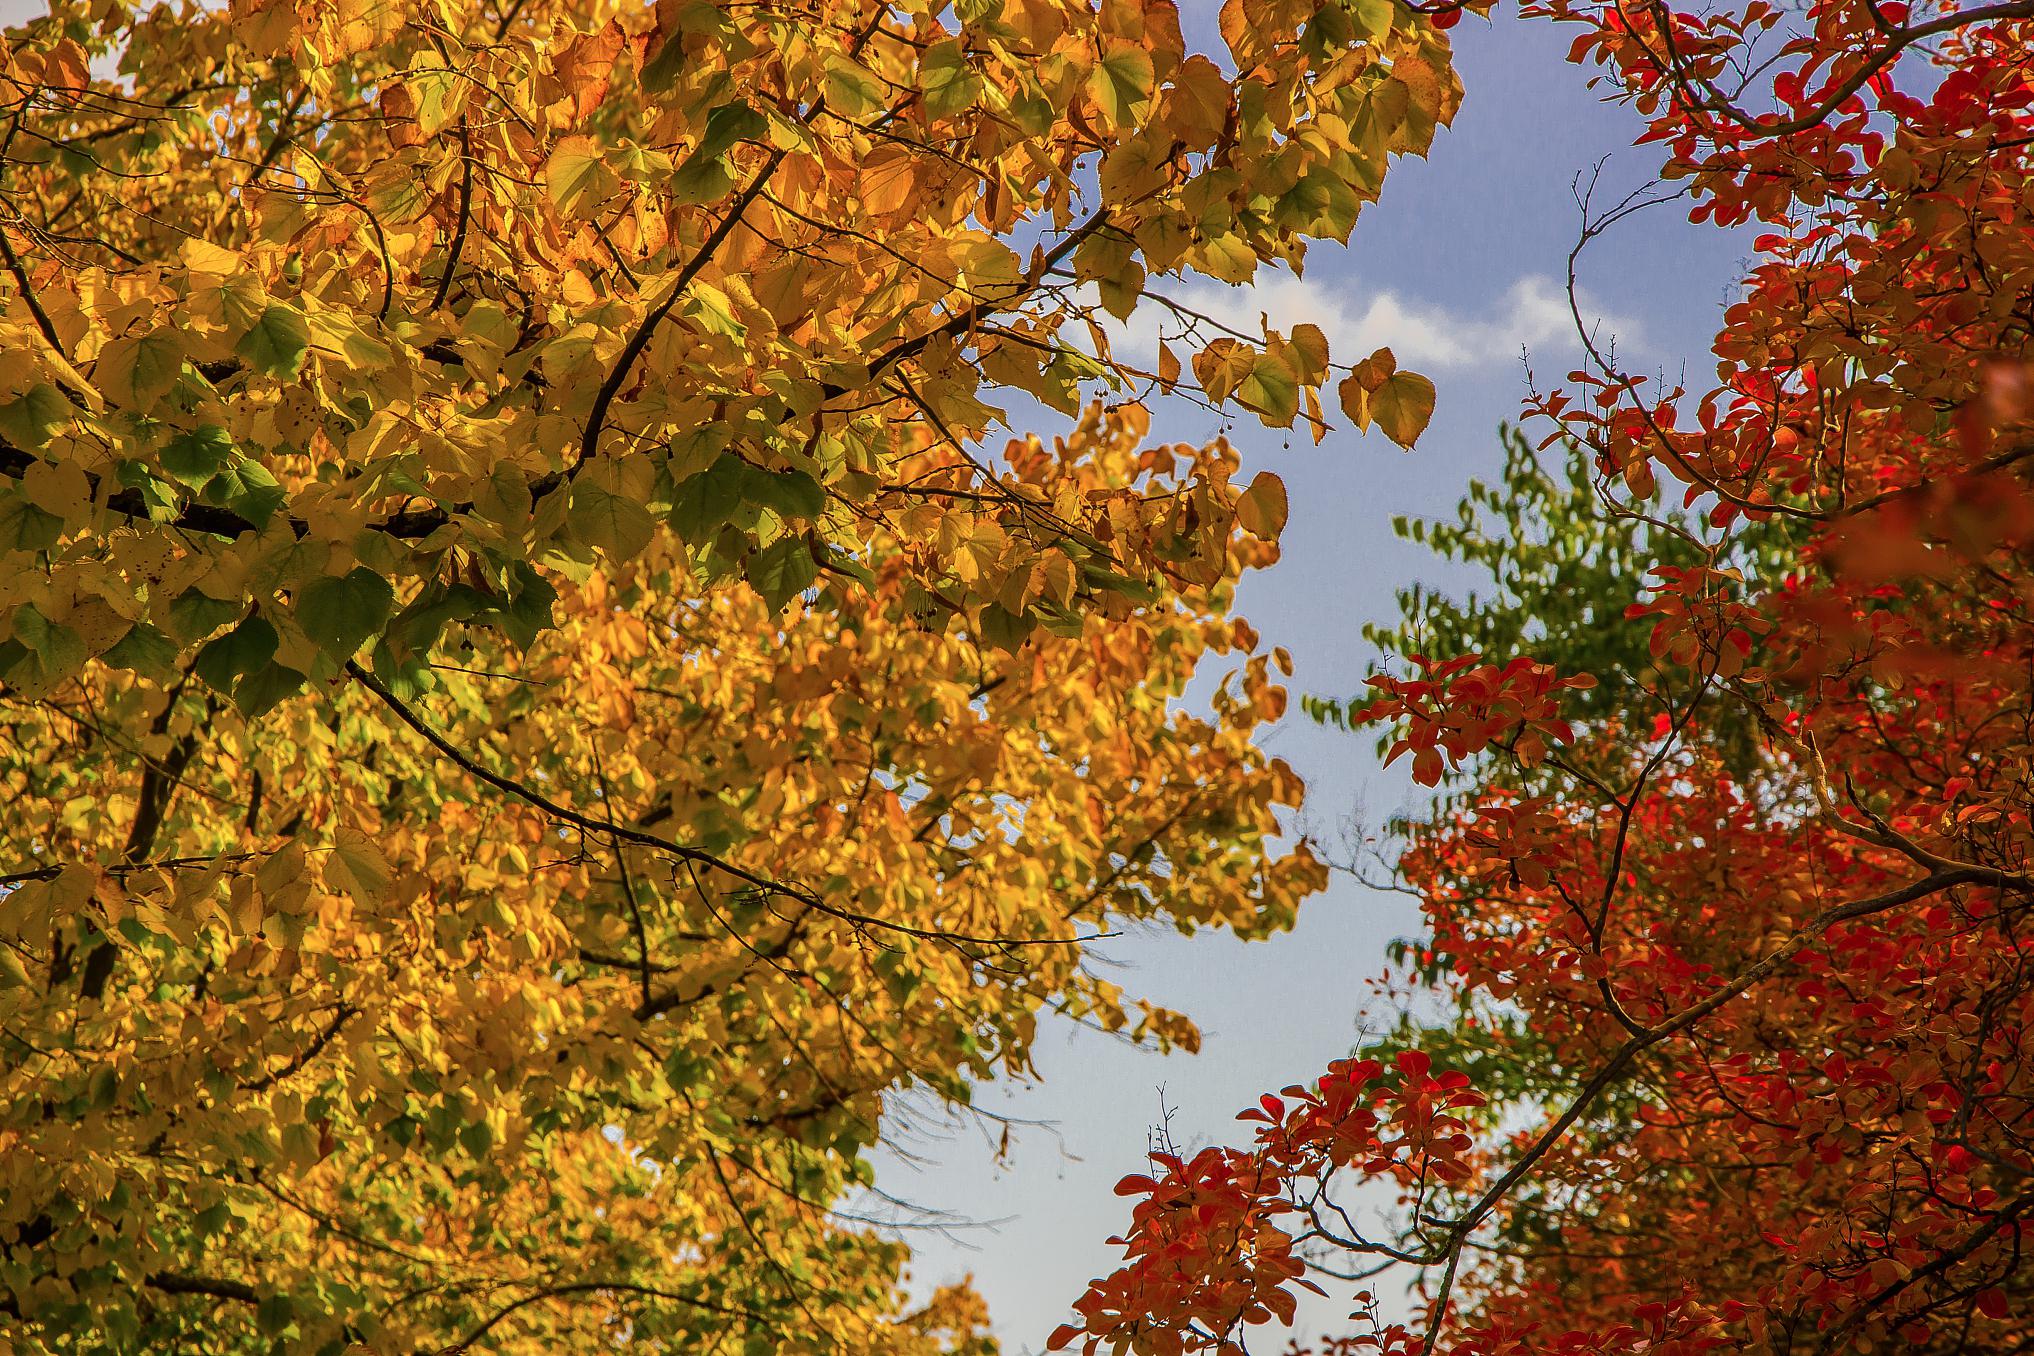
[1057,2,2034,1354]
[0,0,1475,1350]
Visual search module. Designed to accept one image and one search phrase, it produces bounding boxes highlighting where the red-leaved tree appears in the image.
[1055,1,2034,1352]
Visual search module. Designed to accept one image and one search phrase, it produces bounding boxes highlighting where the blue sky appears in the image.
[868,11,1754,1350]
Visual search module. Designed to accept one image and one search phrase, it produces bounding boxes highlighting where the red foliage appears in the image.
[1060,2,2034,1352]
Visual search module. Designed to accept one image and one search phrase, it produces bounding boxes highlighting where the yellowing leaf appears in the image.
[0,384,74,448]
[921,40,982,119]
[546,136,619,220]
[97,330,184,410]
[405,60,468,136]
[180,236,243,277]
[824,53,887,118]
[1238,351,1300,427]
[1088,42,1156,127]
[1192,339,1256,404]
[1283,325,1330,384]
[1352,346,1398,389]
[0,1,1469,1341]
[305,307,394,369]
[1164,55,1232,150]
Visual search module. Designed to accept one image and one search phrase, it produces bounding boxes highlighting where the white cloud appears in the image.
[1109,270,1639,374]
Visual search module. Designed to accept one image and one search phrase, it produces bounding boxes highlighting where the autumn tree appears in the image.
[1057,2,2034,1354]
[0,0,1474,1350]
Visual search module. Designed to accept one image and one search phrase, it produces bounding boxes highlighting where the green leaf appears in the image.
[236,304,311,378]
[639,8,744,93]
[692,102,767,164]
[638,37,687,93]
[255,1294,296,1337]
[167,590,241,642]
[819,544,874,588]
[1196,233,1259,285]
[1278,169,1363,242]
[369,643,435,699]
[205,454,288,528]
[297,568,396,659]
[102,623,180,681]
[669,454,749,541]
[976,602,1036,653]
[115,462,179,521]
[568,478,657,560]
[1081,564,1159,606]
[1350,0,1396,41]
[0,384,73,448]
[193,615,278,694]
[384,582,490,662]
[160,426,236,488]
[0,493,64,550]
[495,563,555,652]
[668,104,766,205]
[667,422,734,480]
[1238,352,1300,427]
[749,468,827,522]
[4,604,86,698]
[746,537,817,610]
[458,1119,494,1157]
[669,156,736,206]
[234,662,308,718]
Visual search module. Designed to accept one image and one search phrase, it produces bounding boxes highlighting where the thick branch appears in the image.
[144,1272,262,1305]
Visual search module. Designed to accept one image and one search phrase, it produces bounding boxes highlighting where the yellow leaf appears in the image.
[327,828,392,904]
[1234,471,1288,541]
[1157,341,1181,391]
[1371,370,1436,448]
[1338,371,1371,430]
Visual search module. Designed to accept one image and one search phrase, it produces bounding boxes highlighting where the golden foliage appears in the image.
[0,0,1469,1347]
